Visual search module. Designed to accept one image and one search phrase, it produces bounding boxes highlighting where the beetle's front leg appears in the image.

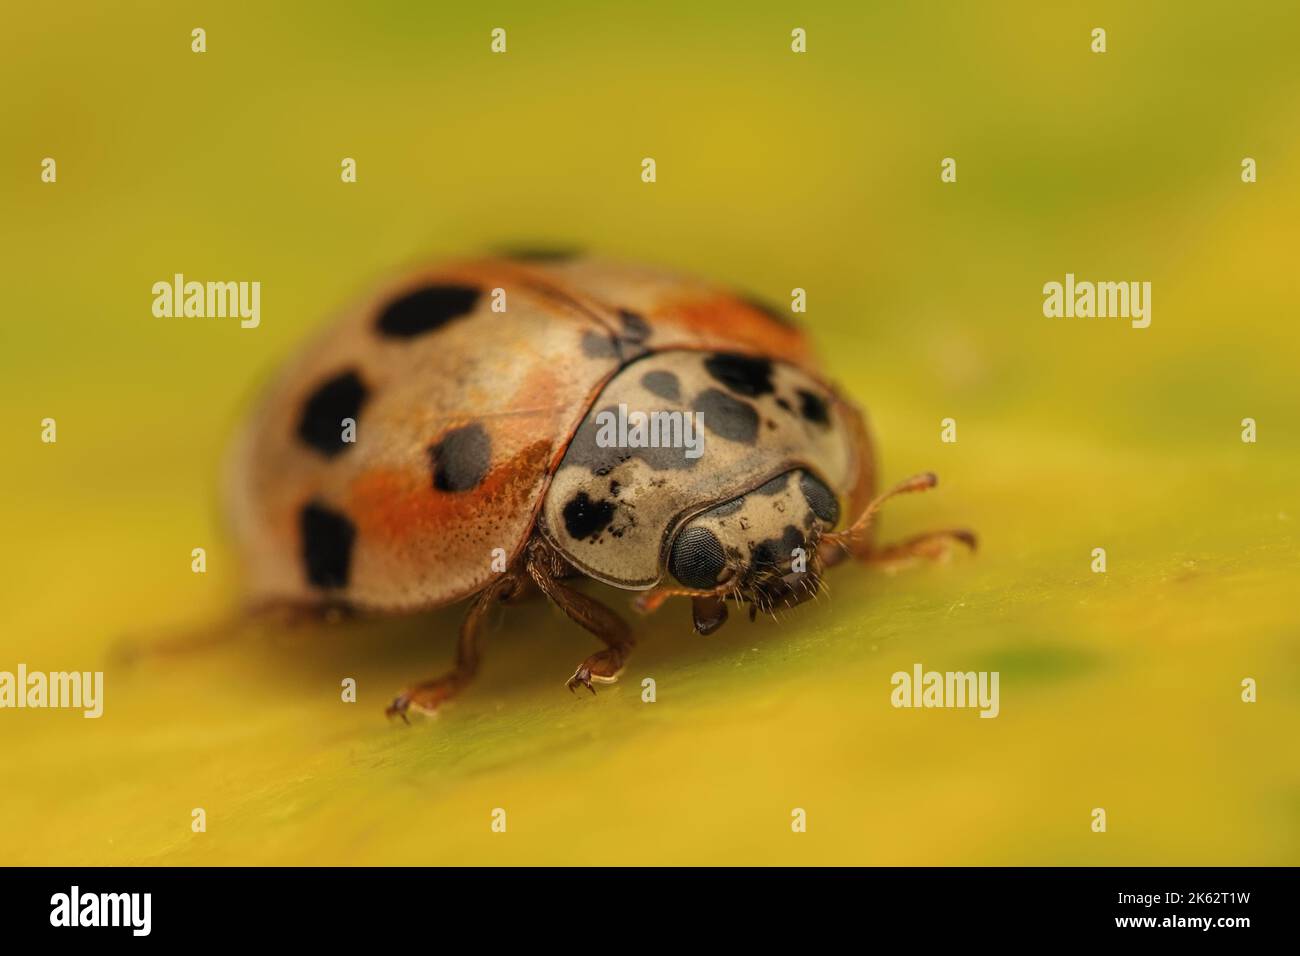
[818,528,976,573]
[863,529,977,570]
[526,544,634,694]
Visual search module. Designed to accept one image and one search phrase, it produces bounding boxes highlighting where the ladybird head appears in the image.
[665,469,841,634]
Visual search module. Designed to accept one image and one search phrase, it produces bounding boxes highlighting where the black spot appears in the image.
[619,310,651,342]
[751,526,806,571]
[497,245,583,262]
[581,331,619,359]
[299,502,356,590]
[743,295,798,328]
[641,370,681,401]
[704,352,775,397]
[429,424,491,492]
[797,388,830,426]
[670,526,727,589]
[753,472,791,496]
[751,540,778,571]
[376,285,480,338]
[799,471,840,525]
[296,369,368,457]
[696,388,759,444]
[563,492,616,540]
[581,310,651,363]
[609,480,621,496]
[782,525,806,553]
[776,396,793,413]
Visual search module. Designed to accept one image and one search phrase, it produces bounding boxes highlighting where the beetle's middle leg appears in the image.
[527,541,634,694]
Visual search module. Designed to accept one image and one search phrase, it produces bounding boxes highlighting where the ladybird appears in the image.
[225,254,975,721]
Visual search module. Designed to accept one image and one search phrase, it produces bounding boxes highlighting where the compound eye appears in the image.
[669,526,727,589]
[799,472,840,526]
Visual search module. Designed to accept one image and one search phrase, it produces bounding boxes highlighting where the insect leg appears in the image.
[860,529,977,572]
[111,599,331,667]
[526,546,634,695]
[385,572,520,723]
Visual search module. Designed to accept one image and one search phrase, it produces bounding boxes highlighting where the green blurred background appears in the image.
[1,1,1297,865]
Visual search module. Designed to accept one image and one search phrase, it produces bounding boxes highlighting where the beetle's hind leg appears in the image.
[385,572,526,723]
[526,541,634,695]
[111,599,339,667]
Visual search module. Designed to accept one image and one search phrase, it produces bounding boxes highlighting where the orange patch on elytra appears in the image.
[348,438,554,544]
[509,362,565,410]
[659,295,812,366]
